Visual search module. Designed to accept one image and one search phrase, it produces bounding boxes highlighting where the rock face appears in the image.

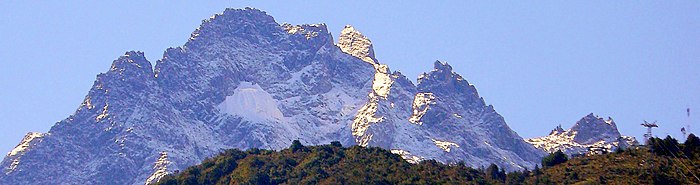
[526,113,638,156]
[1,8,543,184]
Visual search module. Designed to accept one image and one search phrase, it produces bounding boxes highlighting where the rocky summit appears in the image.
[526,113,638,156]
[1,8,544,184]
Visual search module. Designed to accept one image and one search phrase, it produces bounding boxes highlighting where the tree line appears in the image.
[156,134,700,184]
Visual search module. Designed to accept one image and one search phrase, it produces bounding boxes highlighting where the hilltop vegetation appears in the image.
[157,135,700,185]
[156,140,489,184]
[529,134,700,184]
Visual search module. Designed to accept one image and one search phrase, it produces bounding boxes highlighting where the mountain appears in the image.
[526,113,638,156]
[1,8,543,184]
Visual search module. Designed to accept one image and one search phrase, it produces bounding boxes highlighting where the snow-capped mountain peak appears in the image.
[570,113,621,144]
[526,113,638,156]
[2,8,545,184]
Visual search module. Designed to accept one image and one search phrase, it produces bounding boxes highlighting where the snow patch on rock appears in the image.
[217,82,285,122]
[144,151,171,185]
[95,103,109,122]
[352,93,382,147]
[432,139,459,152]
[391,149,424,164]
[6,160,19,174]
[282,23,322,39]
[5,132,45,174]
[351,63,394,147]
[7,133,44,157]
[372,64,393,98]
[409,93,436,125]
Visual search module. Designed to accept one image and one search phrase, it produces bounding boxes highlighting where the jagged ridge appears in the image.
[1,8,543,184]
[526,113,638,156]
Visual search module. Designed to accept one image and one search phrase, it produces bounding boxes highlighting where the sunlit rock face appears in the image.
[1,8,543,184]
[527,113,639,156]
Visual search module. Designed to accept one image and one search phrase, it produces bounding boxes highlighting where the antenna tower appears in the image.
[688,108,692,135]
[641,120,658,145]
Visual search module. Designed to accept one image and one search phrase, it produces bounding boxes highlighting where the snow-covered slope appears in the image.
[526,113,638,156]
[1,8,543,184]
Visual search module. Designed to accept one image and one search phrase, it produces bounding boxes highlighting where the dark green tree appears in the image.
[650,136,681,157]
[330,141,342,148]
[291,140,305,152]
[615,146,625,154]
[533,164,542,175]
[542,150,568,167]
[684,134,700,159]
[505,170,525,185]
[485,163,505,182]
[663,136,681,155]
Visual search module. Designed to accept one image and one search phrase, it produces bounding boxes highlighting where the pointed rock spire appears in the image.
[571,113,622,144]
[109,51,154,78]
[550,124,565,135]
[337,25,377,65]
[433,60,453,73]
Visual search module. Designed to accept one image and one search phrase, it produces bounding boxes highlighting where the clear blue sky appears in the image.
[1,1,698,154]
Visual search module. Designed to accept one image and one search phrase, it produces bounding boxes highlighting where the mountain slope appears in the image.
[526,113,638,156]
[529,142,700,184]
[156,142,490,185]
[155,135,700,185]
[1,8,542,184]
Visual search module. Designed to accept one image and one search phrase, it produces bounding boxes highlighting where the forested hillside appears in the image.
[157,134,700,185]
[529,134,700,184]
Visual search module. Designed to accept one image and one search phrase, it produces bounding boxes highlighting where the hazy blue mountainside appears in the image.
[1,8,545,184]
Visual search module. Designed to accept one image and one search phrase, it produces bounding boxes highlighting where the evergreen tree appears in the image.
[330,141,342,148]
[291,140,305,152]
[533,164,542,176]
[684,134,700,159]
[542,150,568,167]
[486,163,505,182]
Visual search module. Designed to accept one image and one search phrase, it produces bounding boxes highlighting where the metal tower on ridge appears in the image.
[641,120,658,145]
[688,108,692,135]
[683,108,691,139]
